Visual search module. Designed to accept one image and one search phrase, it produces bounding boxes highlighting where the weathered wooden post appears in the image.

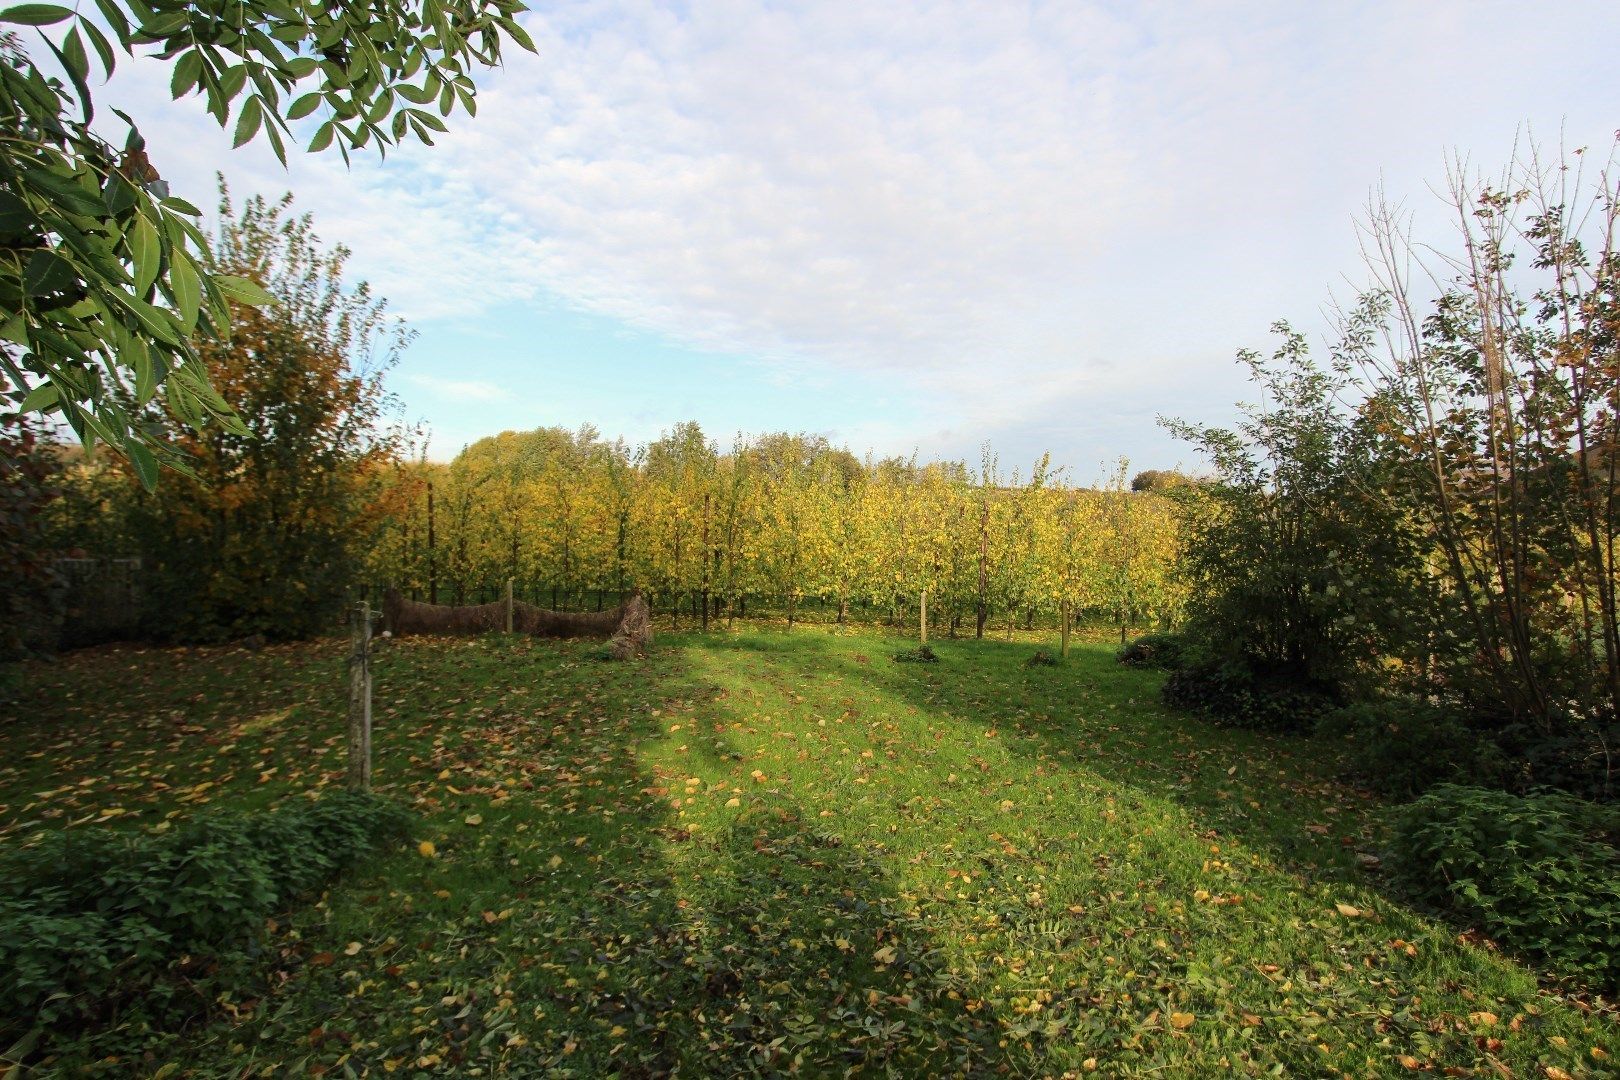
[1060,600,1071,657]
[346,600,373,793]
[920,588,929,645]
[504,577,514,633]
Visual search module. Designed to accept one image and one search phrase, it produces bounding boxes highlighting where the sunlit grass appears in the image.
[2,627,1614,1076]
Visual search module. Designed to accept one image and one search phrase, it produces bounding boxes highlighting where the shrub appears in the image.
[1161,655,1335,733]
[1317,699,1473,797]
[893,644,939,664]
[1117,632,1186,669]
[0,791,410,1031]
[1387,785,1620,989]
[1025,648,1060,667]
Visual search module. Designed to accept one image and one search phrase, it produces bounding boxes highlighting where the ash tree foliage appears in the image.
[0,0,534,480]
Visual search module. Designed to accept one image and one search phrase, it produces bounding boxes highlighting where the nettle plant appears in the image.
[0,1,533,482]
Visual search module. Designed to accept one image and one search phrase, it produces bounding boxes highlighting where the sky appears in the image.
[91,0,1620,483]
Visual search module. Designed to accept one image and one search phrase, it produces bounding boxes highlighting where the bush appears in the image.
[1025,648,1060,667]
[1317,699,1474,797]
[1161,655,1335,733]
[1117,632,1186,669]
[0,791,410,1030]
[893,644,939,664]
[1387,785,1620,989]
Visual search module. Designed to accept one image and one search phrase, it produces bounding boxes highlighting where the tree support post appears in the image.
[346,600,373,793]
[504,577,514,633]
[920,589,929,645]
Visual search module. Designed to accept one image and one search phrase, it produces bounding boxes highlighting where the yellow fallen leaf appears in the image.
[1398,1055,1421,1069]
[873,945,898,964]
[1544,1068,1573,1080]
[548,854,563,869]
[437,769,451,780]
[609,1025,627,1038]
[1334,902,1361,918]
[1082,1060,1098,1072]
[464,814,483,827]
[1169,1012,1195,1029]
[417,840,436,858]
[344,941,362,956]
[1469,1011,1499,1026]
[725,797,741,808]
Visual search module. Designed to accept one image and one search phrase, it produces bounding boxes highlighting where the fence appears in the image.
[54,557,143,648]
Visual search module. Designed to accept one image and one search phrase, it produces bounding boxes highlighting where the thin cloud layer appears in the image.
[103,0,1620,467]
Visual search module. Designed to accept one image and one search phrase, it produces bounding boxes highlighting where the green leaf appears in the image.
[170,49,203,97]
[169,253,201,331]
[126,336,156,403]
[307,119,335,152]
[22,249,76,296]
[217,63,248,103]
[130,213,161,295]
[212,274,275,307]
[81,16,116,75]
[232,95,264,147]
[60,24,88,80]
[287,92,322,120]
[127,440,159,490]
[106,288,181,345]
[0,4,73,26]
[18,380,59,413]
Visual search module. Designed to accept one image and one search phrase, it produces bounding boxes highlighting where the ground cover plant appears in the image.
[1,626,1615,1076]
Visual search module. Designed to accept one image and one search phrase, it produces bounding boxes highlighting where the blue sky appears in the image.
[90,0,1620,482]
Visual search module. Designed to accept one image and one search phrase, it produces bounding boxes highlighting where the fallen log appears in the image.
[383,590,653,658]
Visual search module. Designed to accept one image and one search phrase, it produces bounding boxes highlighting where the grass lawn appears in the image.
[1,626,1615,1077]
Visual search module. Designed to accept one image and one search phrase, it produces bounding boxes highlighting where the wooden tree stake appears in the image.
[346,600,373,793]
[920,588,929,645]
[504,577,514,633]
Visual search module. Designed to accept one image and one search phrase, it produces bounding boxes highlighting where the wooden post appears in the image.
[1061,600,1071,657]
[346,601,373,793]
[920,588,928,645]
[504,577,514,633]
[426,482,437,605]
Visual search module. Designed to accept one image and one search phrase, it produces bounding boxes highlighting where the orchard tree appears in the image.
[1,1,533,475]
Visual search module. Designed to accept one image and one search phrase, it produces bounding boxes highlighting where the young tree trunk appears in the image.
[1061,601,1071,658]
[920,588,928,645]
[426,482,437,605]
[701,493,711,632]
[504,579,514,633]
[976,501,988,639]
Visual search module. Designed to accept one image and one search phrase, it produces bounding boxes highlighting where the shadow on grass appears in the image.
[107,635,1027,1076]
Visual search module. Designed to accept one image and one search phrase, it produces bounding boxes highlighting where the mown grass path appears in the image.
[2,629,1615,1077]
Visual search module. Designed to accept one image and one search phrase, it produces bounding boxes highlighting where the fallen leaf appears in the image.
[417,840,436,857]
[1335,902,1361,918]
[1169,1012,1195,1029]
[464,814,483,827]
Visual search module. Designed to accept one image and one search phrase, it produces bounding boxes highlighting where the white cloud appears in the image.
[405,374,508,402]
[99,0,1620,466]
